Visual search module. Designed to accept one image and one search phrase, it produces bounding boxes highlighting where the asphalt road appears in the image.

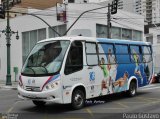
[0,84,160,119]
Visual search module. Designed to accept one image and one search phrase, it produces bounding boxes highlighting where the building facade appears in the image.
[117,0,142,14]
[142,0,160,24]
[144,25,160,72]
[103,0,160,24]
[0,3,144,81]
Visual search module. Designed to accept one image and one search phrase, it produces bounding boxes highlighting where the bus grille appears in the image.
[25,86,41,92]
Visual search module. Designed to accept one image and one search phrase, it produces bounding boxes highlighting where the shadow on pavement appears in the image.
[21,91,151,114]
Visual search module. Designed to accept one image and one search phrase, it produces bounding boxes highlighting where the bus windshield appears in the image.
[22,40,70,76]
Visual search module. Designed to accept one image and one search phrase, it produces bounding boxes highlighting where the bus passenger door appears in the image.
[85,42,103,98]
[62,41,85,103]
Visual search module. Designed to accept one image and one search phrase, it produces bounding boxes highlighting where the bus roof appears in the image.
[38,36,151,46]
[97,38,151,45]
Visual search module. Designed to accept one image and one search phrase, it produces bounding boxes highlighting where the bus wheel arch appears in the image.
[71,85,86,110]
[32,100,46,107]
[127,78,137,97]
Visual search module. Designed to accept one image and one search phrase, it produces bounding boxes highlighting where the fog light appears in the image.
[46,85,49,89]
[51,84,54,88]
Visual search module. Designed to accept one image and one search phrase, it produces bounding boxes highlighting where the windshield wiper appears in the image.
[26,67,36,75]
[41,66,48,74]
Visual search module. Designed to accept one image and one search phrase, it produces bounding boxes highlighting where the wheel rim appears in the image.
[130,84,136,95]
[74,93,83,106]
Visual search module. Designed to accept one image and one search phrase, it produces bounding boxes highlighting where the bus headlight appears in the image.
[43,80,60,91]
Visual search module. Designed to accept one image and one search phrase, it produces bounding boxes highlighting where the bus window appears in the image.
[86,42,98,65]
[141,45,152,79]
[22,41,70,76]
[98,43,116,65]
[130,45,142,63]
[115,44,130,64]
[64,41,83,75]
[142,46,152,63]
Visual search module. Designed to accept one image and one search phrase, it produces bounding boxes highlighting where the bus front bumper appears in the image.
[17,85,63,104]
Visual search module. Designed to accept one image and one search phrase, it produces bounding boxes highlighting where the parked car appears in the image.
[154,72,160,83]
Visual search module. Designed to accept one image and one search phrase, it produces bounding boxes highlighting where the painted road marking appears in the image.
[142,100,160,107]
[95,107,125,110]
[140,86,160,90]
[7,101,21,113]
[91,96,160,111]
[0,89,11,91]
[122,102,147,104]
[0,94,17,99]
[136,97,152,102]
[85,108,94,117]
[146,97,160,101]
[142,84,160,88]
[42,117,85,119]
[115,102,129,108]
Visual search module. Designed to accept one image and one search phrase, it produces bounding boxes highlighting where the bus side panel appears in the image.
[61,72,86,104]
[97,42,153,95]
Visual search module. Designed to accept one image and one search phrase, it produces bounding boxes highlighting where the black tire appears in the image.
[158,77,160,83]
[32,100,46,107]
[127,81,137,97]
[71,89,85,110]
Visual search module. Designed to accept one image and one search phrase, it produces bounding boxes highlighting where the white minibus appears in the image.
[18,36,153,109]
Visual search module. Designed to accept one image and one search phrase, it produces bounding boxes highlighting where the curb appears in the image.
[0,85,17,90]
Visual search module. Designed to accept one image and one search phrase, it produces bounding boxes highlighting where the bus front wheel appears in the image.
[32,100,46,107]
[127,81,137,97]
[71,89,85,110]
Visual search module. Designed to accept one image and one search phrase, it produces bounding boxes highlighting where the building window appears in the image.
[157,35,160,43]
[48,24,67,38]
[122,28,132,40]
[22,28,46,63]
[68,0,75,3]
[30,30,38,51]
[146,36,153,44]
[96,24,108,38]
[111,27,121,39]
[22,32,30,64]
[38,28,46,41]
[133,30,142,41]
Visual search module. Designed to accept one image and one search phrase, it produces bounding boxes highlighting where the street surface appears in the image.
[0,84,160,119]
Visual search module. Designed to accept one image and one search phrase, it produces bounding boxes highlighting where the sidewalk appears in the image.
[0,80,18,90]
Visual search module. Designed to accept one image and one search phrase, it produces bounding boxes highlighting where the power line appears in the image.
[100,1,143,7]
[111,20,136,29]
[112,17,144,19]
[113,18,144,27]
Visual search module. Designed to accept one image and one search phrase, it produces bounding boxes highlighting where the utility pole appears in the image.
[6,0,12,85]
[1,0,59,86]
[0,0,19,85]
[107,3,111,38]
[107,0,118,39]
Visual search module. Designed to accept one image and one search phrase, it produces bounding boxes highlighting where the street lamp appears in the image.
[0,0,19,85]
